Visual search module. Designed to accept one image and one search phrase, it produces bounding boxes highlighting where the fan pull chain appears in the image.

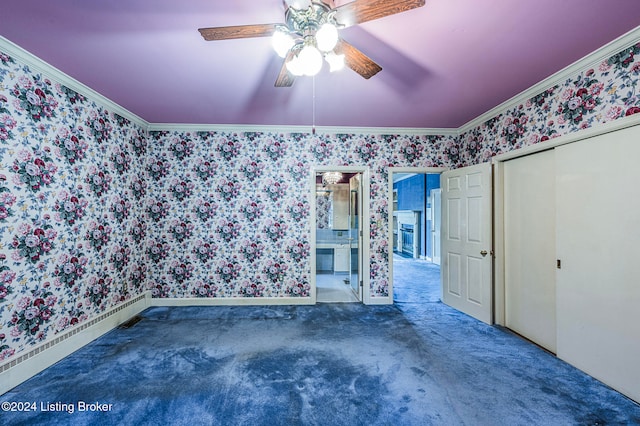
[312,75,316,135]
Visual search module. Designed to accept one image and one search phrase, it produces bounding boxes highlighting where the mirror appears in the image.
[316,184,349,230]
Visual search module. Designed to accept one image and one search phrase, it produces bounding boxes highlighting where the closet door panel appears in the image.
[504,149,557,353]
[555,124,640,403]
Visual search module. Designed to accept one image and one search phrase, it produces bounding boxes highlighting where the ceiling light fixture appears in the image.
[272,29,295,58]
[287,39,324,76]
[199,0,427,87]
[272,1,345,78]
[322,171,343,186]
[315,23,339,52]
[325,51,345,72]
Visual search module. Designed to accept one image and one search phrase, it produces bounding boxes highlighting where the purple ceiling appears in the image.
[2,0,639,129]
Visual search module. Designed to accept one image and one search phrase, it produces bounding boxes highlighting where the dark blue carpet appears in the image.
[393,254,441,303]
[1,261,639,425]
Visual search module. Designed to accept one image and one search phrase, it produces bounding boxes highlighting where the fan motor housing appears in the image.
[285,1,334,35]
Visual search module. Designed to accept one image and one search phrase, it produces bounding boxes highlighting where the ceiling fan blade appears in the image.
[198,23,280,41]
[275,51,297,87]
[342,25,431,93]
[334,0,425,27]
[335,39,382,79]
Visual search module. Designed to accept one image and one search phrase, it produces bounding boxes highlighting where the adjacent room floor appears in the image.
[1,259,639,425]
[316,272,359,303]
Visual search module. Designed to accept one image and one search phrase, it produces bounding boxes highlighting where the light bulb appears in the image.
[286,54,304,76]
[325,52,345,72]
[316,23,339,52]
[286,0,311,9]
[298,44,323,76]
[272,30,294,58]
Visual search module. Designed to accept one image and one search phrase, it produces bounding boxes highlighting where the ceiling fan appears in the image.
[198,0,425,87]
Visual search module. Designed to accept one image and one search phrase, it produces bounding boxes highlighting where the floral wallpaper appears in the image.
[1,36,639,363]
[144,131,452,300]
[0,50,148,361]
[316,192,331,229]
[458,42,640,166]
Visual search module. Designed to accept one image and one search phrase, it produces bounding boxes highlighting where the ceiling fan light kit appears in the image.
[198,0,426,86]
[272,30,296,58]
[287,42,324,76]
[316,23,340,52]
[273,2,342,77]
[325,51,346,72]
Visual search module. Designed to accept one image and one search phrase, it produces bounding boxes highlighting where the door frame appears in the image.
[310,166,371,304]
[430,188,442,265]
[388,167,447,302]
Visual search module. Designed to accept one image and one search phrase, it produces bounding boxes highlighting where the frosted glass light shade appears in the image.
[316,23,339,52]
[286,55,304,76]
[325,52,345,72]
[298,45,323,76]
[285,0,311,9]
[272,30,295,58]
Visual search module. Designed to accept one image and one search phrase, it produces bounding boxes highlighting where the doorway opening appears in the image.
[311,167,370,303]
[389,168,445,303]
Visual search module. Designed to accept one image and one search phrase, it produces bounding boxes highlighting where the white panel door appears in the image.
[555,125,640,403]
[441,163,492,324]
[504,149,557,353]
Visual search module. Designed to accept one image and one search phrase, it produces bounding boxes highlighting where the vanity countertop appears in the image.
[316,239,357,249]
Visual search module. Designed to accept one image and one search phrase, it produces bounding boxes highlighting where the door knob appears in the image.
[480,250,488,257]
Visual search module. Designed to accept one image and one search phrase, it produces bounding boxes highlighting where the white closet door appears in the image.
[504,149,557,353]
[556,125,640,403]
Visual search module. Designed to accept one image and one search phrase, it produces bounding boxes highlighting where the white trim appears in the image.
[311,166,372,304]
[493,161,506,326]
[308,167,319,305]
[366,296,394,305]
[0,36,149,130]
[150,297,313,306]
[459,25,640,134]
[392,173,418,184]
[388,167,447,303]
[0,292,151,395]
[148,122,457,136]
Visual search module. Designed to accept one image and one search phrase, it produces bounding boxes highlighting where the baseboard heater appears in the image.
[0,293,147,375]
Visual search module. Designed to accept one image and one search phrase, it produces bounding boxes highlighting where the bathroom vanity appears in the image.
[316,233,355,273]
[316,182,354,273]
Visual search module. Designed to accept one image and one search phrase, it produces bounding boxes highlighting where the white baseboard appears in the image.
[150,296,314,307]
[0,292,151,395]
[365,296,393,305]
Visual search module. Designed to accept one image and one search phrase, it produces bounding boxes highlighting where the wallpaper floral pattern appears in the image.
[458,42,640,166]
[0,51,147,361]
[1,37,639,362]
[144,131,451,300]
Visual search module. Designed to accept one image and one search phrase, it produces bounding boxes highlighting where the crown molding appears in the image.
[458,25,640,135]
[3,24,639,139]
[147,122,458,136]
[0,36,149,131]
